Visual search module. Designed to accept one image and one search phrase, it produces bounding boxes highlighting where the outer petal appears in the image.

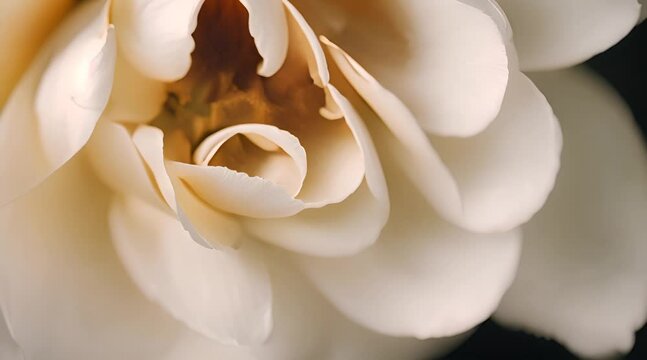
[110,196,272,346]
[495,68,647,358]
[247,248,467,360]
[326,40,560,233]
[0,154,252,360]
[497,0,641,71]
[304,0,509,136]
[0,0,115,206]
[0,0,73,107]
[298,167,521,339]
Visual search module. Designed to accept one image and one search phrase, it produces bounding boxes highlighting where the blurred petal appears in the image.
[0,310,21,360]
[307,0,509,137]
[110,196,272,345]
[244,86,389,257]
[495,68,647,358]
[249,249,467,360]
[0,154,250,359]
[497,0,641,70]
[240,0,288,77]
[36,1,115,165]
[0,0,114,206]
[299,166,521,339]
[0,0,73,107]
[112,0,204,81]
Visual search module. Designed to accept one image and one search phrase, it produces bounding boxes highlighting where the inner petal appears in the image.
[194,124,307,197]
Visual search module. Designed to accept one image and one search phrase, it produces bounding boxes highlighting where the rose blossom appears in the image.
[0,0,645,359]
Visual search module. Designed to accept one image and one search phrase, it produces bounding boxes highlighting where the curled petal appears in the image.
[110,196,272,345]
[244,85,389,257]
[87,121,167,210]
[497,0,641,70]
[112,0,204,81]
[0,0,114,206]
[194,124,307,197]
[168,162,305,219]
[495,68,647,358]
[313,0,509,137]
[239,0,289,77]
[326,40,560,233]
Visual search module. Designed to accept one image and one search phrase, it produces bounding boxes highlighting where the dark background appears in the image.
[439,22,647,360]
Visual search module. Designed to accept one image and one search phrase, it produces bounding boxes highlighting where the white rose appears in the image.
[0,0,644,359]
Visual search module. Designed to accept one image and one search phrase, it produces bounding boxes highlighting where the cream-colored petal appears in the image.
[306,0,509,137]
[35,1,115,165]
[87,120,166,210]
[244,85,389,257]
[283,0,329,86]
[168,162,305,219]
[0,0,73,107]
[110,196,272,345]
[0,310,21,360]
[497,0,641,71]
[299,166,521,339]
[132,126,177,209]
[111,0,204,81]
[0,0,114,206]
[239,0,288,77]
[246,248,467,360]
[430,72,561,232]
[495,68,647,358]
[0,154,254,360]
[103,53,166,123]
[326,40,560,233]
[194,124,307,197]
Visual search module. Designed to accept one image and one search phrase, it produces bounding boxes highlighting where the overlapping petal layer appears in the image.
[497,0,641,70]
[495,68,647,358]
[0,0,115,206]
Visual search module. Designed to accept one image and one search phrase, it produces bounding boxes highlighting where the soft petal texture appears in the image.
[87,121,166,210]
[250,248,467,360]
[194,124,308,197]
[240,0,288,77]
[301,0,509,136]
[169,162,306,218]
[36,3,115,165]
[0,310,21,360]
[326,40,560,233]
[495,68,647,358]
[132,126,177,209]
[0,0,114,206]
[0,154,252,360]
[110,196,272,345]
[0,0,73,107]
[244,86,389,257]
[430,72,561,232]
[103,53,166,123]
[299,162,521,338]
[497,0,641,71]
[112,0,204,81]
